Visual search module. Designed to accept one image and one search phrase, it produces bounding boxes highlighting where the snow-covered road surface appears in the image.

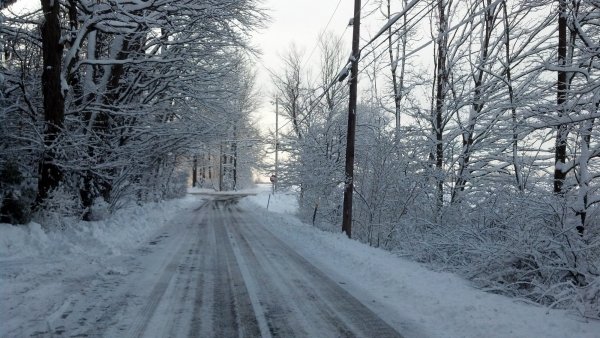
[4,188,600,338]
[5,195,402,337]
[212,198,403,338]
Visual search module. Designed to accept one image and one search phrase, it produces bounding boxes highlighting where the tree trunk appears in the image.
[208,151,212,180]
[554,0,568,194]
[36,0,65,205]
[452,0,494,203]
[575,118,594,236]
[502,1,523,191]
[387,0,405,136]
[192,156,198,187]
[232,125,238,190]
[434,0,447,211]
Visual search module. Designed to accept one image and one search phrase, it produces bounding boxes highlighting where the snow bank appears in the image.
[245,184,298,214]
[1,194,202,337]
[0,195,198,260]
[242,187,600,338]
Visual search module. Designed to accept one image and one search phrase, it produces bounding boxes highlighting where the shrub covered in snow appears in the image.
[303,181,600,319]
[0,162,35,225]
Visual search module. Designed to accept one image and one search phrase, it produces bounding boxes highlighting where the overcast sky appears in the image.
[251,0,358,131]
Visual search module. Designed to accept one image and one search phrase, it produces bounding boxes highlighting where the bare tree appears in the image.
[432,0,450,211]
[273,45,307,141]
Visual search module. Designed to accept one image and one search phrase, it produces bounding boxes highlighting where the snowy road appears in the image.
[5,190,600,337]
[16,195,402,338]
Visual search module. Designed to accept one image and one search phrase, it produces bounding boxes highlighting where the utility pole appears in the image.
[192,155,197,187]
[219,143,223,191]
[275,97,279,194]
[233,125,238,191]
[342,0,361,239]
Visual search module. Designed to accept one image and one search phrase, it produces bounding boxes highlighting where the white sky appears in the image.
[250,0,357,132]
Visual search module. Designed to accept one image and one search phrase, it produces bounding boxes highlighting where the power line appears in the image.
[358,1,435,71]
[270,0,504,140]
[264,0,375,135]
[305,0,374,68]
[303,0,344,68]
[359,0,504,70]
[359,0,421,58]
[302,0,504,122]
[299,0,423,119]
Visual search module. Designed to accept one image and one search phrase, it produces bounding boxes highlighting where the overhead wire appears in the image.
[359,0,505,77]
[273,0,501,135]
[303,0,374,73]
[303,0,344,68]
[358,1,435,74]
[251,0,348,89]
[298,0,424,122]
[271,0,373,134]
[301,0,505,123]
[359,0,503,74]
[274,0,379,133]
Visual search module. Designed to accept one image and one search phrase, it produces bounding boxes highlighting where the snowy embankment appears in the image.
[1,195,199,336]
[3,184,599,338]
[1,196,197,259]
[244,184,600,338]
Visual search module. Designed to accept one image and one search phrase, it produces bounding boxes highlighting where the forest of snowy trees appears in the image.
[0,0,264,221]
[271,0,599,318]
[1,0,599,320]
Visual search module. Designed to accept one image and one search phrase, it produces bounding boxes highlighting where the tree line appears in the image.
[0,0,265,222]
[272,0,599,318]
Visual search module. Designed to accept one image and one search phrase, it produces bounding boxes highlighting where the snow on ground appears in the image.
[1,195,198,259]
[244,184,600,338]
[246,185,299,214]
[3,183,599,338]
[0,195,199,336]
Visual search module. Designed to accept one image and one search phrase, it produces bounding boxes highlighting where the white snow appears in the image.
[246,186,299,214]
[2,185,599,337]
[0,195,199,336]
[244,184,600,338]
[1,196,197,259]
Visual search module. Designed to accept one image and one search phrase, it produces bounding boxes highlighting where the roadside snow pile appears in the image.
[0,195,198,260]
[1,195,201,337]
[242,191,600,338]
[244,184,298,214]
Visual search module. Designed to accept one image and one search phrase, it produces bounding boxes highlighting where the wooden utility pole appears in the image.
[219,143,223,191]
[275,97,279,194]
[192,156,197,187]
[342,0,362,239]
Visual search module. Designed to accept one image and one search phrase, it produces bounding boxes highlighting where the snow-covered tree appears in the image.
[1,0,265,219]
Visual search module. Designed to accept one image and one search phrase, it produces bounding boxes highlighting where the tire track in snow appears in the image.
[126,211,207,338]
[33,196,405,337]
[224,212,273,338]
[232,208,357,336]
[133,203,212,338]
[209,203,262,338]
[188,216,215,337]
[227,210,313,337]
[231,204,404,338]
